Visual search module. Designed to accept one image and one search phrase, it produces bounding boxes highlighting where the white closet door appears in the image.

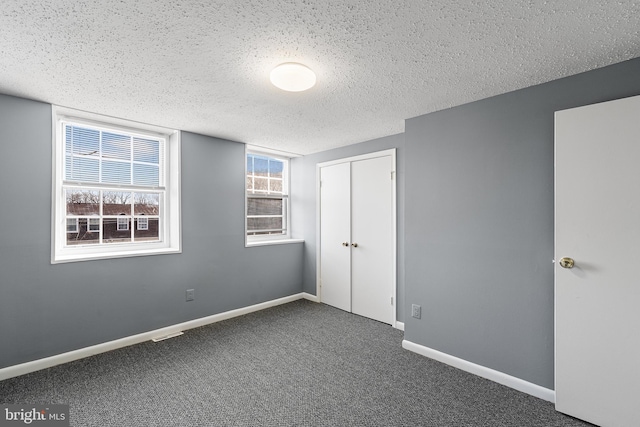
[319,162,351,312]
[351,156,394,324]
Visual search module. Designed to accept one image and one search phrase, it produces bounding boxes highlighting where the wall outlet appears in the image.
[412,304,421,319]
[186,289,195,302]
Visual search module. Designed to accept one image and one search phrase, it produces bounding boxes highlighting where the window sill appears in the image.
[52,246,181,264]
[246,238,304,248]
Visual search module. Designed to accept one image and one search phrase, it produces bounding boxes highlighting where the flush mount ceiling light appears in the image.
[270,63,316,92]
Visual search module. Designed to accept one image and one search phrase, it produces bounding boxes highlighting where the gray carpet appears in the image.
[1,300,591,426]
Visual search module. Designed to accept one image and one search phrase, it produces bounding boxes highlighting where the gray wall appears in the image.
[0,94,303,369]
[291,133,406,322]
[404,57,640,389]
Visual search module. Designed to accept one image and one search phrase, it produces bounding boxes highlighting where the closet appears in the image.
[317,149,396,325]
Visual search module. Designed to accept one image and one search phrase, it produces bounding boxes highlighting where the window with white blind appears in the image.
[246,150,290,244]
[52,106,181,263]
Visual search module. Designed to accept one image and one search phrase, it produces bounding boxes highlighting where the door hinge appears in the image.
[391,171,396,180]
[391,296,393,305]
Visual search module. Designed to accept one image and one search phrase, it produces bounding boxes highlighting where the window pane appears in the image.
[69,157,99,182]
[66,189,100,215]
[66,218,99,245]
[254,156,268,176]
[134,193,159,215]
[102,160,131,185]
[269,158,283,178]
[246,176,253,192]
[135,218,159,241]
[247,217,284,234]
[70,126,99,156]
[253,177,268,192]
[102,132,131,161]
[247,155,254,174]
[103,218,131,243]
[103,192,132,215]
[247,198,283,216]
[133,137,160,164]
[133,163,159,187]
[270,178,283,193]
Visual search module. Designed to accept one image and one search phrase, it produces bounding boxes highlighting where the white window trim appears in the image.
[51,106,182,263]
[245,146,301,247]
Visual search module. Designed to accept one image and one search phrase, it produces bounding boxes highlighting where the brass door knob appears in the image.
[342,242,349,247]
[351,243,358,248]
[559,257,575,269]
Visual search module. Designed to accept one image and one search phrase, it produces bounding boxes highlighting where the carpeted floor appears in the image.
[1,300,592,426]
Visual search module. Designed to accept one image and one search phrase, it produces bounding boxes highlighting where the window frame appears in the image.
[245,147,297,246]
[51,106,182,263]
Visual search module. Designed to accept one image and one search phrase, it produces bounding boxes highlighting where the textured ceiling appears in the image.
[1,1,639,155]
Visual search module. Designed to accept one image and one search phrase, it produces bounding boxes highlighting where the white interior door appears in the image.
[319,162,351,312]
[351,156,394,324]
[555,95,640,426]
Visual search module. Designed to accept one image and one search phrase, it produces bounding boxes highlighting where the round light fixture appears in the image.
[270,62,316,92]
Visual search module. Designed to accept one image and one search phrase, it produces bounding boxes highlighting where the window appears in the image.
[88,218,100,232]
[52,106,181,263]
[66,218,79,233]
[137,217,149,231]
[117,217,130,231]
[246,150,290,243]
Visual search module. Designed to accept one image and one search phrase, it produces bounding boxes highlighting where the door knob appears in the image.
[559,257,575,269]
[342,242,349,247]
[351,243,358,248]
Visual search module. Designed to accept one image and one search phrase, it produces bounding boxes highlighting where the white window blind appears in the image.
[64,124,163,188]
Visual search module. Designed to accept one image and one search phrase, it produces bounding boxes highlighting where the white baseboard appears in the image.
[0,293,307,381]
[302,292,319,303]
[402,339,555,403]
[395,321,405,331]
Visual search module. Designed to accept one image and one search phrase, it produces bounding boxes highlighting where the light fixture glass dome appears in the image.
[270,63,316,92]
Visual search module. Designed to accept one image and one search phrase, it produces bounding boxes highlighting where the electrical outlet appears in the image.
[186,289,195,302]
[412,304,421,319]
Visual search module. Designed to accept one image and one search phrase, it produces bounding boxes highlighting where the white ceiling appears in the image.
[1,1,639,155]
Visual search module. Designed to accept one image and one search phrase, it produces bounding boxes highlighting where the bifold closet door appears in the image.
[319,162,351,312]
[351,156,393,324]
[319,154,394,325]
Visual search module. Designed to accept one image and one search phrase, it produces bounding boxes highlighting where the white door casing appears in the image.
[555,95,640,427]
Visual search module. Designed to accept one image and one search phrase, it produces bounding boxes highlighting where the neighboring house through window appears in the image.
[52,106,181,263]
[246,149,290,244]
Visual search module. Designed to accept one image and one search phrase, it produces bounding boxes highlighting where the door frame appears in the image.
[316,148,398,328]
